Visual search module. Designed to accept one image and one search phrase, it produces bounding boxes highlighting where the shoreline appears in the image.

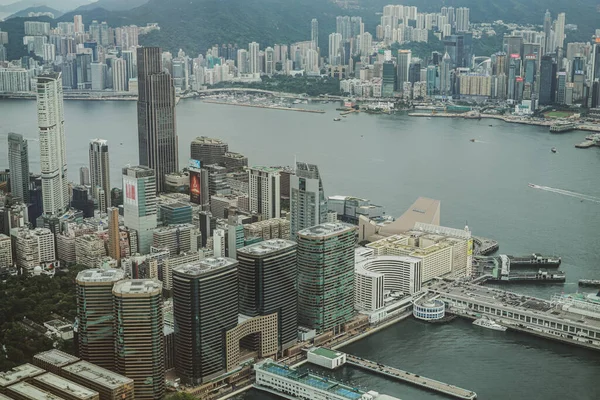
[201,99,326,113]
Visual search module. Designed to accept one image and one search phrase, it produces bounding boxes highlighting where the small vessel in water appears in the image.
[333,118,341,121]
[488,124,493,127]
[470,139,476,142]
[551,147,557,153]
[473,317,507,331]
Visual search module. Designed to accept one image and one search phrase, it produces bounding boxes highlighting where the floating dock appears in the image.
[344,353,477,399]
[490,269,566,284]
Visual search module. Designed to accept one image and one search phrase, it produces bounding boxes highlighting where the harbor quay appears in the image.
[425,280,600,351]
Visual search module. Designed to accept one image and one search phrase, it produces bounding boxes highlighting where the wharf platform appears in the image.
[506,254,561,267]
[579,279,600,288]
[344,353,477,399]
[202,100,325,113]
[472,236,499,255]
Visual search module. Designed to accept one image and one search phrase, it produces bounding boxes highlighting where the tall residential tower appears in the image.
[89,139,111,213]
[8,133,30,203]
[290,162,327,238]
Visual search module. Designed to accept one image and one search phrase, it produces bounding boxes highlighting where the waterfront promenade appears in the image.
[201,99,325,113]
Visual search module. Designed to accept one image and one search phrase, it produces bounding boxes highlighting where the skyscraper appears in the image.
[554,13,566,57]
[37,73,68,217]
[290,162,327,238]
[237,239,298,351]
[249,42,260,75]
[248,167,280,219]
[539,55,557,105]
[113,279,164,400]
[265,47,274,75]
[543,10,552,55]
[112,58,128,92]
[173,258,239,385]
[75,268,125,370]
[190,136,228,166]
[107,207,120,264]
[79,166,90,186]
[455,7,470,32]
[8,133,30,203]
[89,139,111,213]
[382,61,396,96]
[311,19,319,51]
[123,166,157,255]
[397,50,411,93]
[297,223,357,333]
[440,52,452,96]
[137,47,178,193]
[328,33,342,66]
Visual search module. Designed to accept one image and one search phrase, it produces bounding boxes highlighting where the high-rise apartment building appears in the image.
[265,47,274,75]
[0,234,13,268]
[248,167,280,219]
[79,166,90,186]
[112,58,128,92]
[543,10,552,55]
[122,166,157,255]
[153,223,197,255]
[290,162,327,238]
[555,13,566,56]
[249,42,260,75]
[173,258,239,385]
[37,73,68,217]
[14,227,55,272]
[137,47,178,193]
[8,132,30,203]
[190,136,228,166]
[455,7,470,32]
[297,223,357,333]
[328,33,342,66]
[75,268,125,370]
[89,139,111,213]
[311,19,319,51]
[237,239,298,351]
[397,50,411,93]
[113,279,164,400]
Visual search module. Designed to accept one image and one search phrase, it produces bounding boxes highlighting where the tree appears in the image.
[166,393,198,400]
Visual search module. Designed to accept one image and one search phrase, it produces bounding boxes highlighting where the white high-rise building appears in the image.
[328,33,342,66]
[306,49,319,73]
[311,19,319,51]
[112,58,128,92]
[360,32,372,56]
[14,227,55,272]
[248,166,280,219]
[249,42,260,75]
[456,7,470,32]
[123,166,157,255]
[213,228,225,257]
[43,43,55,62]
[37,73,69,217]
[74,15,84,34]
[89,139,111,213]
[0,234,12,268]
[237,49,249,75]
[554,13,566,54]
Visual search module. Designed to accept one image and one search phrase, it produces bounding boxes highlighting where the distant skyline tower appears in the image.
[543,10,552,55]
[89,139,111,213]
[397,49,412,92]
[328,33,342,66]
[237,239,298,352]
[122,165,157,255]
[440,52,452,96]
[113,279,164,400]
[37,72,69,217]
[173,258,239,385]
[75,268,125,370]
[137,47,178,193]
[79,166,90,186]
[8,132,30,203]
[554,12,566,57]
[249,42,260,75]
[311,18,319,51]
[290,162,327,238]
[297,223,357,333]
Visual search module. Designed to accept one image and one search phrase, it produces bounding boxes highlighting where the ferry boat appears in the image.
[549,122,577,133]
[578,279,600,288]
[473,317,507,331]
[551,147,557,153]
[333,118,341,121]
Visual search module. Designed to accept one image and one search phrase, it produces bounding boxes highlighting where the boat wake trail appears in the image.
[529,184,600,203]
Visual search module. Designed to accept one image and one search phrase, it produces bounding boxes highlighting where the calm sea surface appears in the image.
[1,98,599,399]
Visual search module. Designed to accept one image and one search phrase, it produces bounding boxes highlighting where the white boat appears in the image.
[473,317,507,331]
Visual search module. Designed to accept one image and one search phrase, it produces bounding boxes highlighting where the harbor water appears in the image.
[1,99,599,399]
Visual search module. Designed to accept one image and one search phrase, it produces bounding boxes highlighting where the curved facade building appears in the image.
[413,298,445,321]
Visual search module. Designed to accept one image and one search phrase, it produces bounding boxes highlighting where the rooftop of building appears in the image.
[122,165,154,177]
[7,381,64,399]
[191,136,227,145]
[379,197,441,235]
[153,223,195,233]
[112,279,162,295]
[62,361,133,388]
[173,257,238,277]
[0,364,45,387]
[76,268,125,283]
[0,393,13,400]
[159,201,192,209]
[15,227,52,238]
[34,373,99,399]
[249,166,280,174]
[298,222,356,238]
[309,347,344,360]
[34,349,79,367]
[238,239,296,256]
[224,152,247,159]
[258,361,364,400]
